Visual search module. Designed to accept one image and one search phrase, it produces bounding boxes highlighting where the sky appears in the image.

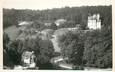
[3,0,112,10]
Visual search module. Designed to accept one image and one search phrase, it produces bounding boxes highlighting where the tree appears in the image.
[3,32,10,49]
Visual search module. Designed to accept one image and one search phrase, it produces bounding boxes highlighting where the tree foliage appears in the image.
[58,31,85,65]
[3,33,55,68]
[57,26,112,68]
[83,29,112,68]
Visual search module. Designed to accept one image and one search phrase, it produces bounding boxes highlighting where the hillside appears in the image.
[3,6,112,30]
[4,25,19,40]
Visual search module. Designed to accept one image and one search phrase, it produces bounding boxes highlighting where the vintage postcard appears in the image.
[0,0,114,72]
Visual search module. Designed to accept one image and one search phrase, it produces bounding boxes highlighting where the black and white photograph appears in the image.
[2,0,113,70]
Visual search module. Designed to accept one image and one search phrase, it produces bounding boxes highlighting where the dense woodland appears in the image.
[3,5,112,69]
[3,5,112,29]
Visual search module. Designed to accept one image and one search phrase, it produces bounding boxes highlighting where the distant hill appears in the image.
[3,5,112,30]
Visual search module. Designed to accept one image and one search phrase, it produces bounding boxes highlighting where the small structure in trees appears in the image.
[21,51,37,69]
[55,19,67,26]
[18,21,33,26]
[18,21,33,31]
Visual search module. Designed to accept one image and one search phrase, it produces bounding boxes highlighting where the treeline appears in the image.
[3,5,112,29]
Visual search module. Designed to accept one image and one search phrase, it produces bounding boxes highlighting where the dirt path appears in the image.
[50,35,61,52]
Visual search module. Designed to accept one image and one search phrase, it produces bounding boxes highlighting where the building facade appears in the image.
[87,14,101,29]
